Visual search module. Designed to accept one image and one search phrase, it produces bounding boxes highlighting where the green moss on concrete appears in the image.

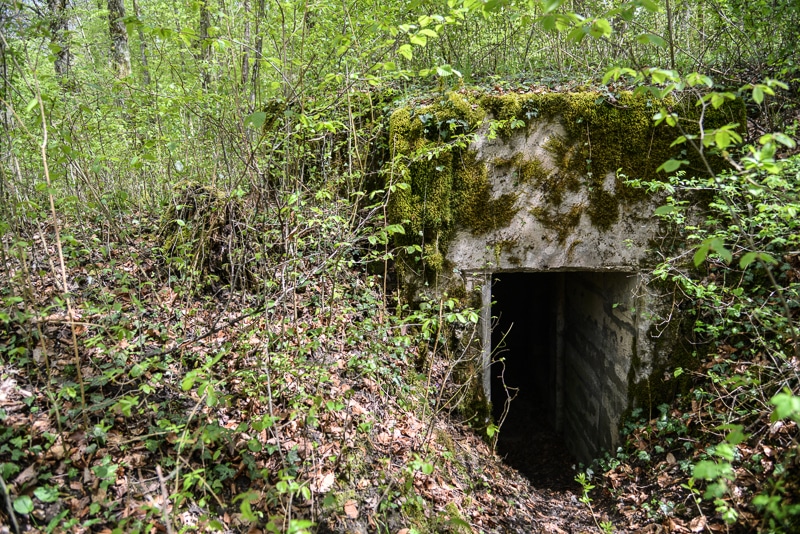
[492,153,548,186]
[518,157,549,185]
[507,91,741,180]
[530,204,584,244]
[387,90,745,277]
[452,151,519,234]
[387,100,511,278]
[587,187,620,230]
[479,91,745,235]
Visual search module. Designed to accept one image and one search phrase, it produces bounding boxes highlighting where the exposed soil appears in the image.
[496,409,579,492]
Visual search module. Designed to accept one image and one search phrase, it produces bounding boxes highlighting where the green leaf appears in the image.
[34,485,60,503]
[759,252,777,264]
[752,85,764,104]
[636,0,660,11]
[718,424,746,446]
[693,243,709,267]
[205,385,218,407]
[670,135,688,147]
[13,495,34,515]
[657,159,688,173]
[693,460,723,480]
[436,64,461,77]
[541,0,564,14]
[714,442,735,461]
[113,395,139,417]
[686,72,713,87]
[397,44,412,60]
[589,18,611,38]
[772,132,796,148]
[181,371,198,391]
[654,205,676,216]
[710,237,732,264]
[739,251,758,269]
[386,223,405,235]
[26,97,39,113]
[539,14,559,31]
[567,25,587,42]
[771,390,800,422]
[714,129,732,149]
[409,33,427,47]
[766,78,789,90]
[244,111,267,129]
[650,68,678,84]
[636,33,666,47]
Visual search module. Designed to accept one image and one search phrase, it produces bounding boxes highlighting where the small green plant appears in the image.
[575,472,614,533]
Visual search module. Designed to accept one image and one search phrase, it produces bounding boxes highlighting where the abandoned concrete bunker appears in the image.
[387,90,745,468]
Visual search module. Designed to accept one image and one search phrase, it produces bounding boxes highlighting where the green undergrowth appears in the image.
[594,153,800,533]
[0,177,500,533]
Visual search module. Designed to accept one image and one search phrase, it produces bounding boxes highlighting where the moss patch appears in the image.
[387,90,746,277]
[387,100,510,278]
[530,204,584,244]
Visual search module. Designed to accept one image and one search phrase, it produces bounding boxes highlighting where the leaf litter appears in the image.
[0,215,608,533]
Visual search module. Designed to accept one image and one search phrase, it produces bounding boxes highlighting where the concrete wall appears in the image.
[451,119,664,463]
[561,271,640,462]
[447,122,660,273]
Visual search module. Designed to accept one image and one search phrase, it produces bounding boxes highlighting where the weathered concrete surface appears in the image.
[561,271,641,461]
[447,120,659,272]
[450,121,664,463]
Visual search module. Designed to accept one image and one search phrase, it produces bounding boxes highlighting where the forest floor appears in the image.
[0,215,612,534]
[1,196,796,534]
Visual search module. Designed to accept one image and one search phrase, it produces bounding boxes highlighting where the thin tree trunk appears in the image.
[665,0,676,70]
[132,0,150,85]
[0,13,8,217]
[198,0,211,90]
[48,0,71,78]
[241,0,250,90]
[251,0,266,106]
[107,0,131,78]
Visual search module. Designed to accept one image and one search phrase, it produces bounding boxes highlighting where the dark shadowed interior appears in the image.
[490,270,638,486]
[490,272,575,489]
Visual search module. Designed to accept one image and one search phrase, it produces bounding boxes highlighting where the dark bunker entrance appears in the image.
[489,271,637,488]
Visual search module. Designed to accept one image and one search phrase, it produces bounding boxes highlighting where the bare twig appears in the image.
[156,465,175,534]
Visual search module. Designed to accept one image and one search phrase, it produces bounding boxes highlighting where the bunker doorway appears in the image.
[490,272,572,488]
[488,271,638,486]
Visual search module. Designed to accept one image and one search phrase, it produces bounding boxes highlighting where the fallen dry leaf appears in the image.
[344,499,358,519]
[311,472,335,493]
[14,463,38,486]
[689,515,706,532]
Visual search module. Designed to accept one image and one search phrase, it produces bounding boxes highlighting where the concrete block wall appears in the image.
[561,271,639,462]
